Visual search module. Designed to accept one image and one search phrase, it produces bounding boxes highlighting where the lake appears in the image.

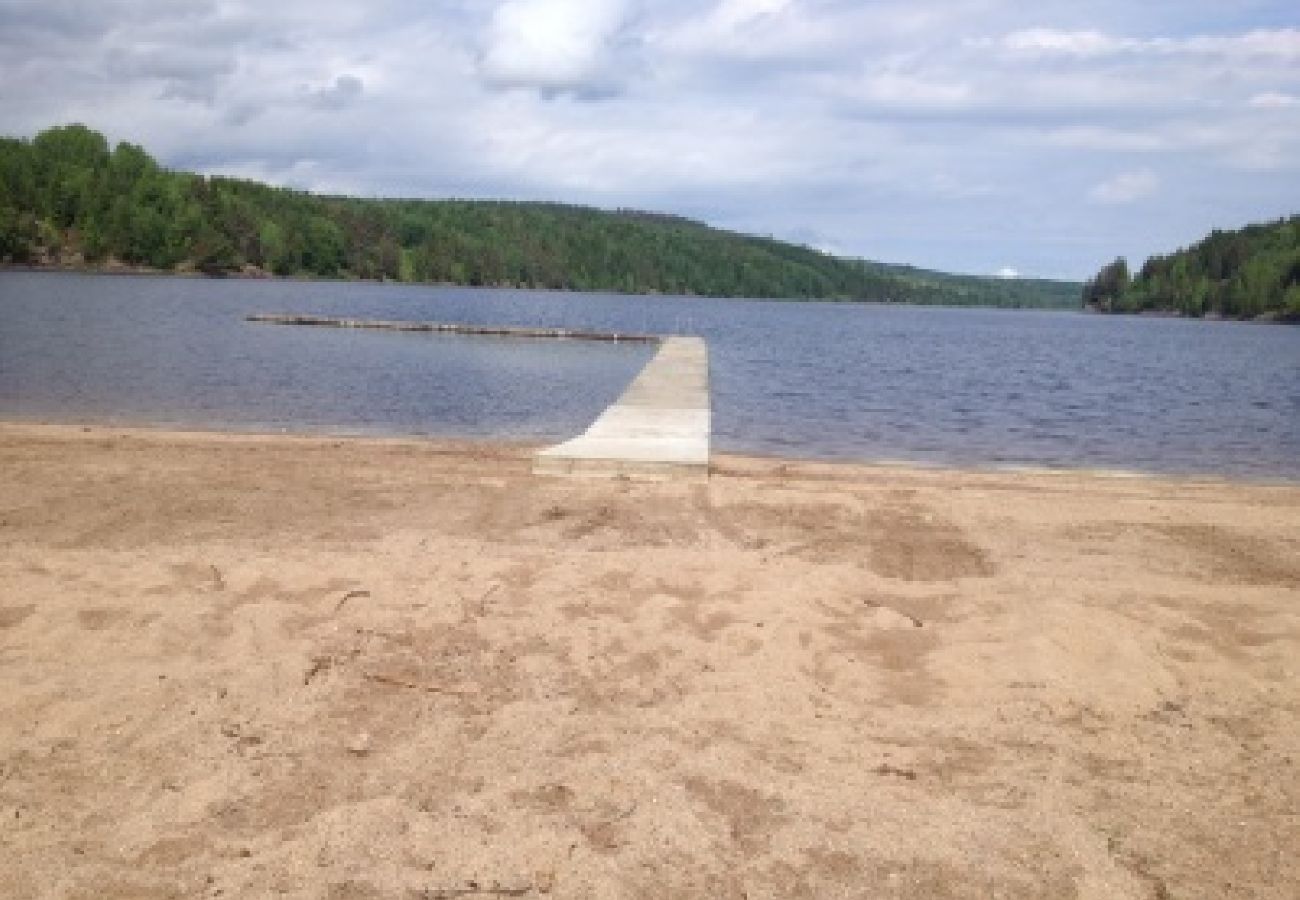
[2,271,1297,479]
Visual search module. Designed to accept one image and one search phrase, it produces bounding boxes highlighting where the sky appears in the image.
[1,0,1298,280]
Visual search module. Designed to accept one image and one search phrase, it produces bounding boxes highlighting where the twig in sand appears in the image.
[418,881,534,898]
[354,626,404,643]
[362,671,476,698]
[335,589,371,614]
[461,583,501,621]
[303,655,333,686]
[863,599,924,628]
[209,565,226,591]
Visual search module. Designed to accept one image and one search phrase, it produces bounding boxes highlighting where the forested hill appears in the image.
[1083,216,1300,320]
[0,124,1079,307]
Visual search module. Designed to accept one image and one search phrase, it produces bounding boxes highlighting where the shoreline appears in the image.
[2,418,1297,897]
[10,263,1297,321]
[2,263,1079,311]
[2,416,1294,488]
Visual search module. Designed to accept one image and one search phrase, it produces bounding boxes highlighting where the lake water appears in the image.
[2,271,1297,479]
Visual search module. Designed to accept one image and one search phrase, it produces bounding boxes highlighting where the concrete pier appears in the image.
[534,336,710,479]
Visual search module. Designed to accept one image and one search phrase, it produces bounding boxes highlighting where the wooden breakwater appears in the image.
[246,314,660,344]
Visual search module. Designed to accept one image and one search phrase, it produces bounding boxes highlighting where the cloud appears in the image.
[479,0,631,96]
[647,1,970,72]
[1000,29,1129,57]
[860,70,973,110]
[711,0,793,29]
[221,102,264,128]
[652,0,800,57]
[1044,127,1166,152]
[105,44,236,104]
[998,27,1300,60]
[1249,91,1297,108]
[1177,29,1300,59]
[1089,169,1159,205]
[994,266,1020,279]
[305,74,364,111]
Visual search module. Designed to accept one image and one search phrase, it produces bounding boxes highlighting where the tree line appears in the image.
[1083,216,1300,320]
[1,124,1080,308]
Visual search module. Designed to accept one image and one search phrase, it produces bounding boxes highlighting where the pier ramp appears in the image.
[534,336,710,479]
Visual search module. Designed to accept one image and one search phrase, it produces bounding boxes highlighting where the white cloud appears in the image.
[652,0,798,56]
[1001,29,1132,57]
[862,70,973,109]
[1249,91,1298,108]
[479,0,630,95]
[999,27,1300,60]
[1177,29,1300,59]
[305,74,364,111]
[995,266,1019,279]
[1045,127,1166,152]
[645,1,962,68]
[707,0,793,31]
[1089,169,1159,205]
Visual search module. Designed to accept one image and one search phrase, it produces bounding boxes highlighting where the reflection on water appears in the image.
[1,271,1297,478]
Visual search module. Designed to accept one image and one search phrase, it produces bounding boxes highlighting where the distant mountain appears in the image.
[0,124,1079,308]
[1083,216,1300,320]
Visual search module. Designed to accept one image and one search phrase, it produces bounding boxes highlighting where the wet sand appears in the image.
[1,422,1297,899]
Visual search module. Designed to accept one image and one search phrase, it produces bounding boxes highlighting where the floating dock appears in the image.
[248,313,711,479]
[245,314,658,343]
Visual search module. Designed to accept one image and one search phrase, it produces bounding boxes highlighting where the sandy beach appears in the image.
[1,421,1297,899]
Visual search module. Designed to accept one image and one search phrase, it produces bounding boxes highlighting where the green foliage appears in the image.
[0,205,38,262]
[1081,257,1129,311]
[31,125,110,228]
[1085,217,1300,320]
[0,124,1081,307]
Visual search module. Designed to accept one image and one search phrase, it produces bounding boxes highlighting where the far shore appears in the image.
[8,261,1297,321]
[2,419,1297,898]
[0,259,723,300]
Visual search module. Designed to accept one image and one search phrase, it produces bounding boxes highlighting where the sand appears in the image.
[0,421,1297,899]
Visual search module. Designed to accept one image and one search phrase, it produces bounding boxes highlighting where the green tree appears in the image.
[302,216,345,275]
[0,205,37,262]
[1082,257,1129,310]
[31,125,109,227]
